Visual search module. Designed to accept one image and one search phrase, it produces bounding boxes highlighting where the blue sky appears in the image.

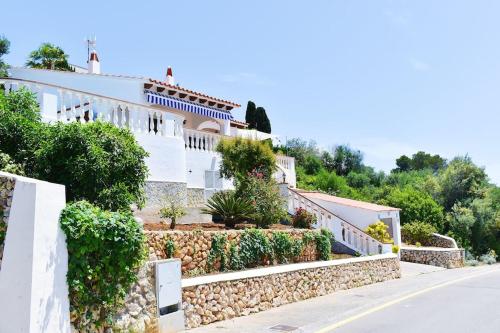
[2,1,500,183]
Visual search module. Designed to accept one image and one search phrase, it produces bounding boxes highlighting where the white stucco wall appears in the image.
[0,172,71,333]
[310,198,401,246]
[135,133,187,183]
[185,150,232,190]
[8,67,145,104]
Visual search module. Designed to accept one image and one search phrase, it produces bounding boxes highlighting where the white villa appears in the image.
[1,46,400,255]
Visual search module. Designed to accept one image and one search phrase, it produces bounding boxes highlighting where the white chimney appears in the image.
[166,66,175,85]
[88,50,100,74]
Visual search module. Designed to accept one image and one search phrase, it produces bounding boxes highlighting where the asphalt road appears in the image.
[322,266,500,333]
[186,263,500,333]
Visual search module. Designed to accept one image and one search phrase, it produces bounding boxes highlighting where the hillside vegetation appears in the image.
[276,139,499,257]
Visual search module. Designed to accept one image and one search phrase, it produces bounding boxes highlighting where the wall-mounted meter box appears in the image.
[155,259,185,333]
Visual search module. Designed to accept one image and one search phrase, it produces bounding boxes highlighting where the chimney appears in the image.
[166,66,175,85]
[88,50,100,74]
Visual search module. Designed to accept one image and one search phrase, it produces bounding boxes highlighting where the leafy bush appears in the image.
[0,88,45,171]
[271,231,295,264]
[216,137,276,181]
[164,239,176,258]
[392,245,400,254]
[292,207,317,229]
[207,233,228,272]
[365,221,393,244]
[34,121,148,211]
[315,228,334,260]
[0,151,24,175]
[401,221,437,245]
[159,194,186,230]
[479,250,497,265]
[380,187,444,232]
[239,229,273,267]
[228,241,244,271]
[202,191,255,228]
[415,242,422,247]
[59,201,146,331]
[236,174,286,228]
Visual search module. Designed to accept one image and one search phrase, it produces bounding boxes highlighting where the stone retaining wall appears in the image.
[427,233,457,248]
[111,263,158,333]
[146,229,318,276]
[400,247,464,268]
[0,175,15,270]
[182,254,401,328]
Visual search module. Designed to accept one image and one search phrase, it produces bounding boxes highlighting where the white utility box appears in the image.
[155,259,185,333]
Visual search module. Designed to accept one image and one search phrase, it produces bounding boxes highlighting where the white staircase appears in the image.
[285,188,393,255]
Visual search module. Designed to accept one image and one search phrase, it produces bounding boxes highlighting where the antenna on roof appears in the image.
[85,34,97,63]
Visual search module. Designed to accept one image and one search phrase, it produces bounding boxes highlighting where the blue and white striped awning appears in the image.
[144,90,233,120]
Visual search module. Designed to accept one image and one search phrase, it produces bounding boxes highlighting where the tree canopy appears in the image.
[282,136,499,257]
[26,43,73,71]
[245,101,257,129]
[0,35,10,76]
[394,151,446,173]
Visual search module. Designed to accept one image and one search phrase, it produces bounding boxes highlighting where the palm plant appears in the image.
[202,191,255,228]
[26,43,73,71]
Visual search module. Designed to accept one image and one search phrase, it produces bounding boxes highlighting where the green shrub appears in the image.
[207,233,228,272]
[0,151,24,175]
[239,229,273,267]
[315,228,334,260]
[34,121,148,211]
[415,241,422,247]
[236,175,287,228]
[401,221,437,245]
[0,88,46,172]
[164,239,176,258]
[59,201,146,331]
[272,231,295,264]
[380,187,444,232]
[202,191,255,228]
[392,245,400,254]
[292,207,317,229]
[216,137,276,181]
[228,241,244,271]
[365,221,394,244]
[159,194,186,230]
[479,250,497,264]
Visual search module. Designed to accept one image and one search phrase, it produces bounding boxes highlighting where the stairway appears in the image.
[285,188,393,256]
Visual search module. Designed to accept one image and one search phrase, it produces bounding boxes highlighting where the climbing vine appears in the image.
[59,201,146,331]
[207,233,228,272]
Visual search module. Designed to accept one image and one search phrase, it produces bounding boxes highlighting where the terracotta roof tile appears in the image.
[149,79,240,107]
[297,190,400,212]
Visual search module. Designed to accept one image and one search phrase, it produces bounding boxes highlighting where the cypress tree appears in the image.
[255,107,271,134]
[245,101,257,129]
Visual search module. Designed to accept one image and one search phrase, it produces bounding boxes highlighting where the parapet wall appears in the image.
[181,254,401,328]
[0,175,16,271]
[400,247,464,268]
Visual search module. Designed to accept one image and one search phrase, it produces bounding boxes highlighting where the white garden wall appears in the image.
[0,172,71,333]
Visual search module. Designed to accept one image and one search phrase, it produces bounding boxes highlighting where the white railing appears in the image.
[0,78,184,138]
[183,128,222,152]
[287,188,391,255]
[276,155,295,171]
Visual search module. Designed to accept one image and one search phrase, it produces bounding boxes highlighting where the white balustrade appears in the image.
[287,188,390,255]
[276,155,295,171]
[183,128,221,152]
[0,78,185,138]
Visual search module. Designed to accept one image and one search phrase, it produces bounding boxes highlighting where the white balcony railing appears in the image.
[0,78,184,138]
[276,155,295,171]
[183,128,222,152]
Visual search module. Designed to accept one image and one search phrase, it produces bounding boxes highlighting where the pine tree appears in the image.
[255,107,271,134]
[245,101,257,129]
